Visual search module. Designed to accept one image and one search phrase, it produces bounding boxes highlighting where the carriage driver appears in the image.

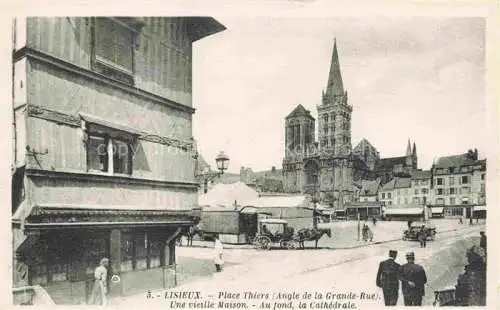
[261,224,272,236]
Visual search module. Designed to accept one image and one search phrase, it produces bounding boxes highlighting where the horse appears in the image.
[295,227,332,249]
[176,225,203,246]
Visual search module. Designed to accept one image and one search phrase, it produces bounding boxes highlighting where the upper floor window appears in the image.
[437,178,443,185]
[437,188,444,195]
[83,116,138,175]
[461,175,470,184]
[449,176,455,185]
[381,193,386,199]
[387,193,392,199]
[87,134,133,175]
[481,173,485,180]
[92,18,137,84]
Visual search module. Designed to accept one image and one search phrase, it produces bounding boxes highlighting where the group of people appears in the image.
[376,250,427,306]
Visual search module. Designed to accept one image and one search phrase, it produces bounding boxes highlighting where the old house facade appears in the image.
[431,150,486,217]
[11,17,225,303]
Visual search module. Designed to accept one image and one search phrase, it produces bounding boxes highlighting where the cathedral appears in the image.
[282,39,418,207]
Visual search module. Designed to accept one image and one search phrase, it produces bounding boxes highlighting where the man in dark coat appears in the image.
[418,225,427,248]
[455,245,486,306]
[479,231,486,254]
[376,250,400,306]
[398,252,427,306]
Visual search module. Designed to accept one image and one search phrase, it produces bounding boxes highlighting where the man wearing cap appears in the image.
[376,250,401,306]
[89,257,109,305]
[398,252,427,306]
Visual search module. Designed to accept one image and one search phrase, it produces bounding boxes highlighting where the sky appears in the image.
[191,17,486,174]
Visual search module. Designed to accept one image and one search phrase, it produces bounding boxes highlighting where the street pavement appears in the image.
[109,220,484,308]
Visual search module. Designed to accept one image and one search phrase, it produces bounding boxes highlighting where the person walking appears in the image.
[88,257,109,305]
[213,235,224,272]
[376,250,400,306]
[398,252,427,306]
[418,225,427,248]
[459,216,464,224]
[479,231,486,254]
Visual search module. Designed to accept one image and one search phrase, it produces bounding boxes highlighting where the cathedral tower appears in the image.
[318,39,352,156]
[316,39,354,207]
[285,104,315,157]
[283,104,315,193]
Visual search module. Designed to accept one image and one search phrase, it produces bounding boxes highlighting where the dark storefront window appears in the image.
[121,233,135,272]
[134,232,148,270]
[149,233,163,268]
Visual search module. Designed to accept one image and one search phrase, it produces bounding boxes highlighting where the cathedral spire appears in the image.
[406,139,412,156]
[326,38,344,97]
[412,142,417,156]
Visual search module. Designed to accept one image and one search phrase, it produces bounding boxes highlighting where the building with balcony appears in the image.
[11,17,225,303]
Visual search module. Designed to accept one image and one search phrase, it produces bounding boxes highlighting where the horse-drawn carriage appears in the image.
[253,218,298,250]
[402,221,437,241]
[252,219,333,250]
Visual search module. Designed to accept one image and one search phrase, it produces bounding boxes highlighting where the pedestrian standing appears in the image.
[88,257,109,305]
[376,250,400,306]
[213,235,224,272]
[479,231,486,254]
[418,225,427,248]
[398,252,427,306]
[459,216,463,224]
[372,217,377,226]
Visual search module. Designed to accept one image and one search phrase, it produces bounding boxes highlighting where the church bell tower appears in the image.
[317,39,353,207]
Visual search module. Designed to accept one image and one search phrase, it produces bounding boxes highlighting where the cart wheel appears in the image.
[286,240,297,250]
[402,236,407,241]
[253,235,264,249]
[260,236,271,250]
[279,240,287,249]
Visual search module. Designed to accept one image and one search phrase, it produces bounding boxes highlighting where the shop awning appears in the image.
[431,207,444,214]
[384,207,423,215]
[474,205,487,211]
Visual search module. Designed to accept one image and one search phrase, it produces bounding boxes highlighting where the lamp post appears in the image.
[196,151,230,193]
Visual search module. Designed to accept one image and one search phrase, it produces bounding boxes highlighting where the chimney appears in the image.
[272,166,276,172]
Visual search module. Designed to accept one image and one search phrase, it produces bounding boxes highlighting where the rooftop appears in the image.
[411,170,432,180]
[375,156,407,171]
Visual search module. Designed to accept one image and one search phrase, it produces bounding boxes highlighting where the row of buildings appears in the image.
[11,17,226,304]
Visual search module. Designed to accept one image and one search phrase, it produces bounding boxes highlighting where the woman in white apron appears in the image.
[213,235,224,272]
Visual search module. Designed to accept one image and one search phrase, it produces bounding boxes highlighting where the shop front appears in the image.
[15,207,198,304]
